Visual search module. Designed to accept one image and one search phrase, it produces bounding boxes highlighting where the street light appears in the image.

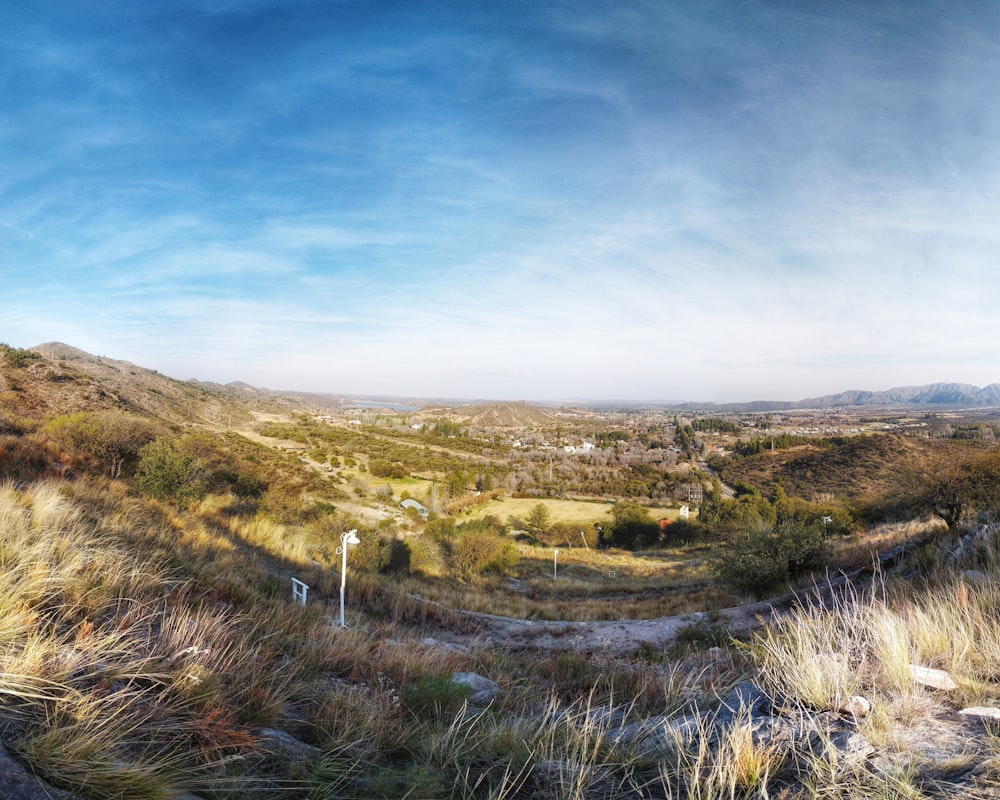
[337,529,360,628]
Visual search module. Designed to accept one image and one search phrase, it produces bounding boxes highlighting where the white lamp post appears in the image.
[337,529,360,628]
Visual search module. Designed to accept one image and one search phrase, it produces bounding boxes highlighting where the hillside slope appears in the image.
[415,400,559,428]
[26,342,255,425]
[712,434,952,502]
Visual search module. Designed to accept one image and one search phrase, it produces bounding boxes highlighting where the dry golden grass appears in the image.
[3,425,998,800]
[465,496,683,528]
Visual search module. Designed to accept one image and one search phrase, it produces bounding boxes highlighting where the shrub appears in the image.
[350,532,395,574]
[135,438,208,505]
[450,529,518,581]
[0,343,42,367]
[45,410,159,478]
[259,484,310,524]
[604,500,660,549]
[400,674,472,720]
[406,535,446,578]
[660,518,707,546]
[369,460,408,479]
[714,520,828,598]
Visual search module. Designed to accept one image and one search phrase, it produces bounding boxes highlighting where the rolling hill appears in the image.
[1,342,254,425]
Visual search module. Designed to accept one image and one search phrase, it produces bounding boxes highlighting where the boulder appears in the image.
[451,672,499,706]
[422,637,469,654]
[0,740,81,800]
[716,681,773,721]
[253,728,322,762]
[827,730,874,761]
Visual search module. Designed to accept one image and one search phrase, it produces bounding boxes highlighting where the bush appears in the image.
[450,529,518,581]
[369,460,408,479]
[45,410,159,478]
[405,535,446,578]
[349,532,395,574]
[540,522,589,548]
[135,438,208,505]
[0,343,42,368]
[604,501,660,549]
[714,520,828,598]
[400,675,472,720]
[660,518,706,546]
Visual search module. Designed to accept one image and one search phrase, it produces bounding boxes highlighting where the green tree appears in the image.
[714,519,828,598]
[526,502,551,534]
[446,469,468,498]
[135,438,208,505]
[604,501,660,549]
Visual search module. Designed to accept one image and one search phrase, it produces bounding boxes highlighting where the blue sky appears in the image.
[3,1,1000,403]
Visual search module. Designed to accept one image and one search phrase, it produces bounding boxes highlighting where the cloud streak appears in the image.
[3,1,1000,402]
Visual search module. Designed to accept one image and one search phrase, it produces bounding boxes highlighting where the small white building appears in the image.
[401,499,430,518]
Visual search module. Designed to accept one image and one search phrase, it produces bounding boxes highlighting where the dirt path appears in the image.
[426,539,919,656]
[423,593,786,656]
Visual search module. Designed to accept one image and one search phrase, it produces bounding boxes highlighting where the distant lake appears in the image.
[350,400,419,412]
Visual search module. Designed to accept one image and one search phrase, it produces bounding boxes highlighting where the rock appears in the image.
[962,570,990,584]
[253,728,322,762]
[716,681,772,720]
[450,672,499,706]
[0,740,81,799]
[837,695,872,719]
[609,713,703,755]
[908,665,959,691]
[423,637,469,654]
[958,706,1000,723]
[828,730,875,760]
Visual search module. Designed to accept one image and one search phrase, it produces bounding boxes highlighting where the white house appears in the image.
[400,499,430,518]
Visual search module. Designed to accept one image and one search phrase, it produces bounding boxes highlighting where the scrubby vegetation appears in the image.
[3,345,1000,797]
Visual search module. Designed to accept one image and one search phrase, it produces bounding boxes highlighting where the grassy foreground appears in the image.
[2,477,1000,798]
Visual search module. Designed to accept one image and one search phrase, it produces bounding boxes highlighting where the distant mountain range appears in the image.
[12,343,1000,414]
[672,382,1000,412]
[798,382,1000,408]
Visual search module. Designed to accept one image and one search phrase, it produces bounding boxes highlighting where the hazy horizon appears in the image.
[4,2,1000,402]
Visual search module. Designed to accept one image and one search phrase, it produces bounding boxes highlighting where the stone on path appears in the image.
[958,706,1000,723]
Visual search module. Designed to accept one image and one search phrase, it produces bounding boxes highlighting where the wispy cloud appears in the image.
[3,1,1000,401]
